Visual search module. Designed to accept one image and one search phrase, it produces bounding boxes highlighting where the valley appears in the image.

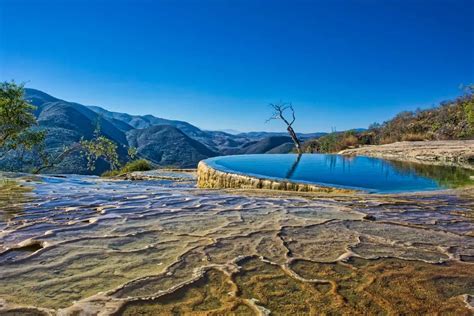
[0,88,323,174]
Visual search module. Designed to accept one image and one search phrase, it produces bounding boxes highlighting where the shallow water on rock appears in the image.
[206,154,474,193]
[0,173,473,315]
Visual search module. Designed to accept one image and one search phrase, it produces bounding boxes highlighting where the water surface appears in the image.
[206,154,474,193]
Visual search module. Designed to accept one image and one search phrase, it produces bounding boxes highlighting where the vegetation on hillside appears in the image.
[126,125,218,168]
[303,86,474,153]
[0,81,132,174]
[3,87,307,173]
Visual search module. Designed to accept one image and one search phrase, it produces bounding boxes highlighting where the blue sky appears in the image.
[0,0,473,132]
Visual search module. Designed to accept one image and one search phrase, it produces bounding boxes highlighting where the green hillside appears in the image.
[304,89,474,153]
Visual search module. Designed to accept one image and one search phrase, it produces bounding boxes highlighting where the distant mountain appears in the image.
[215,129,242,135]
[237,131,326,140]
[127,125,218,168]
[2,88,219,173]
[239,136,294,154]
[88,106,205,139]
[27,89,127,144]
[0,88,329,174]
[87,106,251,153]
[13,88,130,174]
[266,142,296,154]
[349,128,367,133]
[87,100,328,156]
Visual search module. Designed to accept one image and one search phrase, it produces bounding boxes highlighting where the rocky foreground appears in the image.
[0,172,473,315]
[339,140,474,170]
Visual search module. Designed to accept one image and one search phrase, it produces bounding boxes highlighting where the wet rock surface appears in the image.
[339,140,474,170]
[0,173,473,315]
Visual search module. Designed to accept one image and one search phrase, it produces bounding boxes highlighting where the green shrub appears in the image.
[120,159,151,173]
[303,130,363,153]
[102,159,152,177]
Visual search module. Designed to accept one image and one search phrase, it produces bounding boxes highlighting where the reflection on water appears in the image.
[323,154,357,173]
[0,178,33,221]
[285,153,302,178]
[387,159,474,188]
[323,155,474,189]
[208,154,474,193]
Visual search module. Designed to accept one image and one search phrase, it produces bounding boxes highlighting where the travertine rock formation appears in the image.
[339,140,474,170]
[197,160,351,193]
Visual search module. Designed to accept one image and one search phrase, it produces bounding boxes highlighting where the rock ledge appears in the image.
[339,140,474,170]
[197,160,352,193]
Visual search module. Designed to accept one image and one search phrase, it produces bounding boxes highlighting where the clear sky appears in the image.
[0,0,473,133]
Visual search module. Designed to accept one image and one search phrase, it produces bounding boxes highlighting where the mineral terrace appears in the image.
[339,140,474,170]
[0,171,473,315]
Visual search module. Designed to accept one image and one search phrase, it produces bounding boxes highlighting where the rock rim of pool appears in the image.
[197,158,354,194]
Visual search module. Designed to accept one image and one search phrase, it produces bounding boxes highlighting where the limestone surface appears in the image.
[0,174,473,315]
[339,140,474,170]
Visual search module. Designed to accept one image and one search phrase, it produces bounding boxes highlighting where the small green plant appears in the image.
[121,159,151,173]
[102,159,152,177]
[127,146,138,160]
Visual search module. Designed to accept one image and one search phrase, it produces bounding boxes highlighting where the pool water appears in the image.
[205,154,474,193]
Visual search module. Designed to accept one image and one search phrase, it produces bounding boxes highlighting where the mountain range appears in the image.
[0,88,326,174]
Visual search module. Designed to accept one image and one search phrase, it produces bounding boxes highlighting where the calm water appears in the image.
[206,154,474,193]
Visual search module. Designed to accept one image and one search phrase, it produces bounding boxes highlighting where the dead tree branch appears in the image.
[266,102,302,153]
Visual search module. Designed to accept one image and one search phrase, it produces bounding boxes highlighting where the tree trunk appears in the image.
[287,126,302,153]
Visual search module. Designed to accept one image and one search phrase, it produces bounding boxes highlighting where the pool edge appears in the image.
[197,160,355,194]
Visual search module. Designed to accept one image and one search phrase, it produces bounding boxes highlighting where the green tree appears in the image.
[0,82,45,159]
[79,127,120,171]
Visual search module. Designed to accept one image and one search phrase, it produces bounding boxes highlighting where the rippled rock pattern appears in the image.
[0,173,473,315]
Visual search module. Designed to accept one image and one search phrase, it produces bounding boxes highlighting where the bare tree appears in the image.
[266,102,302,153]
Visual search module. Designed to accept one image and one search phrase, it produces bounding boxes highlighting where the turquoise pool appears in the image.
[204,154,474,193]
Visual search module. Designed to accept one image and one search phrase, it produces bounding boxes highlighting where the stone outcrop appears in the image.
[339,140,474,170]
[197,161,352,193]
